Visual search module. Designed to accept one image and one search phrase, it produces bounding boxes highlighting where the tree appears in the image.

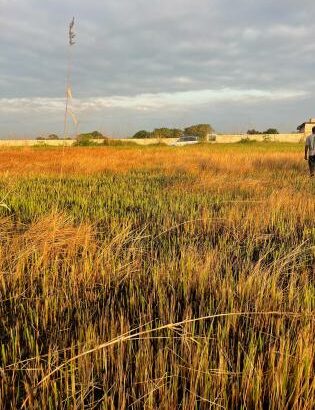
[151,128,183,139]
[247,129,261,135]
[184,124,213,141]
[78,131,104,139]
[263,128,279,134]
[36,134,59,140]
[47,134,59,140]
[90,130,104,139]
[75,131,104,146]
[132,130,152,139]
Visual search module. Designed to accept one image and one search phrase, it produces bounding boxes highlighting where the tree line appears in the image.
[247,128,279,135]
[36,131,105,141]
[36,125,280,142]
[132,124,214,141]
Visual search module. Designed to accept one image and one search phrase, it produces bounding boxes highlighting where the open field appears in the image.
[0,143,314,409]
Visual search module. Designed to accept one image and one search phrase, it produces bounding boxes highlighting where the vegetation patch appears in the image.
[0,145,314,409]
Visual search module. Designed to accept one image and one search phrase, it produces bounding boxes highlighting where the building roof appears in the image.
[297,118,315,130]
[297,123,306,130]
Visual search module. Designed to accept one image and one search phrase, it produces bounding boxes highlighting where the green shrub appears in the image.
[239,136,257,143]
[73,135,98,146]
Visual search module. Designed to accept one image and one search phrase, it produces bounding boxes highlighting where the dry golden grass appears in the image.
[0,143,314,409]
[0,144,307,176]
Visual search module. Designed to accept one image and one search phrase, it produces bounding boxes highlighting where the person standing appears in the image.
[305,126,315,177]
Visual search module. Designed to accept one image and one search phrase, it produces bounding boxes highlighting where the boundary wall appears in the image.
[121,134,304,145]
[0,140,74,147]
[0,134,305,147]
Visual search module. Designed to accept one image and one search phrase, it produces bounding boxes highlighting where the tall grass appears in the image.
[0,143,314,409]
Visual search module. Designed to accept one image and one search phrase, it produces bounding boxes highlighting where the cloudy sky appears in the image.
[1,0,315,137]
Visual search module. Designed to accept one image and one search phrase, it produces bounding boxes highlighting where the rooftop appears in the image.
[297,118,315,130]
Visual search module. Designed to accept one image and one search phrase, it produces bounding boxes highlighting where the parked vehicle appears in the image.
[171,135,199,146]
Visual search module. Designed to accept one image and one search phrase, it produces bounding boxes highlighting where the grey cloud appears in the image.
[1,0,315,136]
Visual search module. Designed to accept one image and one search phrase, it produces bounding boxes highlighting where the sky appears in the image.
[1,0,315,138]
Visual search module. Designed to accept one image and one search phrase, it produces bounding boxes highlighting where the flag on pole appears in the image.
[69,17,76,46]
[66,86,73,99]
[64,17,78,138]
[69,109,78,126]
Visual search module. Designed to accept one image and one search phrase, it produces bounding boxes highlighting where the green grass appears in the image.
[0,144,314,409]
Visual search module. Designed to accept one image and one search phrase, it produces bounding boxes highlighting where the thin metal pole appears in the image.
[63,18,75,139]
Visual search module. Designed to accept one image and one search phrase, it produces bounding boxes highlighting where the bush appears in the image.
[132,130,152,139]
[262,134,272,142]
[74,135,98,146]
[239,137,257,144]
[102,138,137,147]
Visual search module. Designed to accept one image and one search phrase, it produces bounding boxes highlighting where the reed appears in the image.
[0,143,314,409]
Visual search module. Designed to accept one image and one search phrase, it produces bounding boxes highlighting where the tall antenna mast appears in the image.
[63,17,77,139]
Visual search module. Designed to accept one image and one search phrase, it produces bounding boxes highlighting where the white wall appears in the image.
[0,134,305,147]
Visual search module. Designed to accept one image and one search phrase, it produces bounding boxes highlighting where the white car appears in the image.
[171,136,199,146]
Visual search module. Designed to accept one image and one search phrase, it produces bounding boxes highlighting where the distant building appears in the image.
[297,118,315,136]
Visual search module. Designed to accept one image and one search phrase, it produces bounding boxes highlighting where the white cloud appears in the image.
[0,88,308,114]
[267,24,308,39]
